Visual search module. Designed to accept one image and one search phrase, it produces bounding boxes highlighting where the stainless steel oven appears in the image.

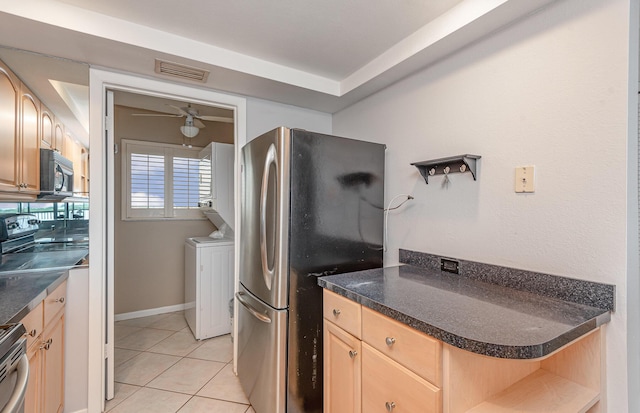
[0,324,28,413]
[0,215,39,256]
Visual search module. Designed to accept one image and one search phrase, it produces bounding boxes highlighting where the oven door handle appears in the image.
[236,292,272,324]
[54,164,65,192]
[1,354,28,413]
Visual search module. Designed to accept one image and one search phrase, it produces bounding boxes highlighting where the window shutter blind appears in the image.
[173,156,201,210]
[130,152,165,209]
[122,139,204,220]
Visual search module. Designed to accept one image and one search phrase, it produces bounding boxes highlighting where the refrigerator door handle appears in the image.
[236,292,272,323]
[260,143,278,290]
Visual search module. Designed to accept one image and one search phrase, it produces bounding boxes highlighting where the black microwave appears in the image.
[38,149,74,200]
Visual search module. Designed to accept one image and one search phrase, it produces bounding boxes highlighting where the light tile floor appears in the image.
[107,311,255,413]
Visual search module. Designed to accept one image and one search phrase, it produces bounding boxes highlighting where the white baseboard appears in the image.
[65,409,88,413]
[114,303,186,321]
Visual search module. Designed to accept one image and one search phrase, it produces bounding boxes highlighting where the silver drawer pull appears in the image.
[54,297,65,304]
[28,329,37,337]
[332,309,341,317]
[385,337,396,346]
[41,338,53,351]
[348,350,358,359]
[385,401,396,411]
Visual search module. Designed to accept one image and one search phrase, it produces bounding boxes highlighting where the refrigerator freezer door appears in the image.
[240,127,291,309]
[236,285,287,413]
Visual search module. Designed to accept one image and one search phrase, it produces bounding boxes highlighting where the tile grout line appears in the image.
[112,312,250,412]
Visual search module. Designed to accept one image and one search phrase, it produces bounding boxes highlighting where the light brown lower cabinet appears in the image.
[22,281,66,413]
[25,341,41,413]
[323,289,442,413]
[323,289,604,413]
[324,320,361,413]
[42,313,64,413]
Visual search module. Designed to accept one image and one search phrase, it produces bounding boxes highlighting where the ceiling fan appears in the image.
[132,104,234,138]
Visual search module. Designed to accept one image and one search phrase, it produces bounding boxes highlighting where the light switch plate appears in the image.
[515,166,535,193]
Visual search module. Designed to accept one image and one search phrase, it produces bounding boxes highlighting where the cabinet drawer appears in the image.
[21,301,43,349]
[362,343,441,413]
[44,281,67,327]
[323,290,361,339]
[362,306,442,386]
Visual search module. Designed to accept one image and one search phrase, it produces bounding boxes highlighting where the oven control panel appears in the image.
[0,214,40,242]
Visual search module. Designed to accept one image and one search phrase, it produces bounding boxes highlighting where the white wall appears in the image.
[333,0,634,411]
[246,97,332,141]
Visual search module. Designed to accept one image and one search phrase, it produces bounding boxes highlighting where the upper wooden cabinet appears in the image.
[0,60,21,193]
[41,104,54,150]
[0,61,41,196]
[54,122,64,154]
[20,90,41,193]
[0,57,88,198]
[81,147,89,194]
[62,133,86,194]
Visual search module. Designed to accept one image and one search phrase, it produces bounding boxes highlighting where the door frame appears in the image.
[88,68,247,412]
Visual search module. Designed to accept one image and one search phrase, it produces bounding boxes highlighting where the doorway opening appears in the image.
[88,68,246,413]
[111,91,234,322]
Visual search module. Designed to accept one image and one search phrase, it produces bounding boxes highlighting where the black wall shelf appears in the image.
[411,154,481,184]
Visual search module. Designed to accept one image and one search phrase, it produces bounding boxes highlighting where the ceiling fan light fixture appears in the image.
[180,124,199,138]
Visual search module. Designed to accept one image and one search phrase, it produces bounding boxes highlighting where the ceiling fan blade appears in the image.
[131,113,182,117]
[168,104,191,117]
[194,118,206,129]
[197,115,234,123]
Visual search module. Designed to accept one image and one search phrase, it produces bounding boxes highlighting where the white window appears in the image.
[122,139,205,220]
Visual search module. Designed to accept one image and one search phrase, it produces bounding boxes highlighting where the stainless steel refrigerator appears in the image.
[237,127,385,413]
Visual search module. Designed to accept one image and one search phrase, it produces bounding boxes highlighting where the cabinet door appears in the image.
[25,343,42,413]
[73,144,83,194]
[62,133,74,162]
[41,105,54,149]
[81,147,89,194]
[54,123,63,153]
[62,134,83,194]
[324,320,361,413]
[20,91,40,192]
[0,61,20,192]
[42,314,65,413]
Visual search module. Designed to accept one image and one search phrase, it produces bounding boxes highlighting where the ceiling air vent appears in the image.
[154,59,210,83]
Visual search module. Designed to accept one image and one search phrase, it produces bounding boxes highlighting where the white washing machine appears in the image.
[184,237,234,340]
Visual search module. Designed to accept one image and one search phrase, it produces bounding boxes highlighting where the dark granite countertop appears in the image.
[0,245,88,324]
[318,264,611,359]
[0,249,88,273]
[0,269,69,324]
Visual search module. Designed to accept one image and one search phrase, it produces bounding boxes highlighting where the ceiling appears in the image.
[59,0,466,81]
[0,0,558,115]
[114,92,234,121]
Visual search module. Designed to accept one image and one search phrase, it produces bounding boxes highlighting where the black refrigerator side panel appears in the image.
[286,129,385,413]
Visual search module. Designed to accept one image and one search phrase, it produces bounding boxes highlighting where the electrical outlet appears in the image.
[515,166,535,193]
[441,258,459,274]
